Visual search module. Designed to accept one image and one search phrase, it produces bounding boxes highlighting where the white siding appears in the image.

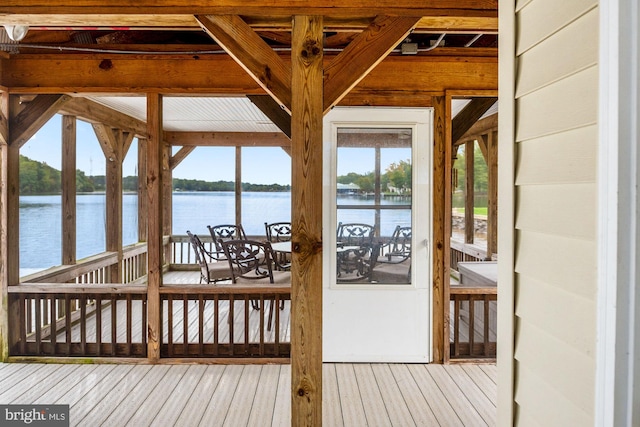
[511,1,599,425]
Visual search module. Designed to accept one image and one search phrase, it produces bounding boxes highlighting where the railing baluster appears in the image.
[126,294,132,356]
[50,295,57,355]
[80,295,87,355]
[198,295,204,357]
[95,296,102,356]
[111,295,117,356]
[183,294,189,356]
[213,295,219,355]
[229,295,234,356]
[167,296,174,357]
[65,295,72,355]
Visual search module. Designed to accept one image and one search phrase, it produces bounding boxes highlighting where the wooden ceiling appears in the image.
[1,2,497,56]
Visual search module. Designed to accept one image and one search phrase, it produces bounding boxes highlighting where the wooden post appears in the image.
[106,129,123,282]
[1,94,21,359]
[61,115,76,265]
[146,93,163,362]
[162,142,172,264]
[235,146,242,226]
[137,138,148,242]
[487,130,498,258]
[0,91,13,360]
[291,15,323,426]
[431,96,446,363]
[465,140,475,244]
[443,94,453,363]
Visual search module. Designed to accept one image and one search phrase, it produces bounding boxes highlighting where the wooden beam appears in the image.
[0,14,498,32]
[0,1,498,16]
[61,115,76,265]
[92,123,119,162]
[431,95,446,364]
[291,15,324,426]
[455,112,498,145]
[59,97,147,138]
[105,129,123,282]
[247,95,291,139]
[146,93,163,362]
[486,130,497,258]
[0,92,7,146]
[2,54,497,96]
[323,15,420,113]
[162,143,172,240]
[443,92,453,363]
[169,146,196,170]
[9,94,71,148]
[0,91,11,361]
[451,97,497,144]
[197,15,292,112]
[137,138,148,242]
[164,131,291,147]
[477,134,488,161]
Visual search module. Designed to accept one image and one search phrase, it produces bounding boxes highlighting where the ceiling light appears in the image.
[4,25,29,42]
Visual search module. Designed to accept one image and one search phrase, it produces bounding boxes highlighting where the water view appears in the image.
[20,191,410,274]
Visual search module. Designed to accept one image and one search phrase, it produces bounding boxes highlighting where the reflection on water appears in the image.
[19,191,410,273]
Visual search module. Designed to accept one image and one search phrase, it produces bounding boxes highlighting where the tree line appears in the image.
[18,155,291,195]
[337,159,412,194]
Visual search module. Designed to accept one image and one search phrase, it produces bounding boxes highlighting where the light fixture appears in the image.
[4,25,29,42]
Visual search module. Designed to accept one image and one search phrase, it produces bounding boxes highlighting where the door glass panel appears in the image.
[336,128,412,284]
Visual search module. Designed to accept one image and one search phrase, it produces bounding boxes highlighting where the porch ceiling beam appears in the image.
[454,111,497,146]
[2,54,497,96]
[9,94,71,148]
[451,97,496,145]
[169,146,196,170]
[0,1,497,16]
[0,14,497,33]
[164,131,291,147]
[197,15,292,113]
[247,95,291,139]
[59,97,148,138]
[323,15,420,113]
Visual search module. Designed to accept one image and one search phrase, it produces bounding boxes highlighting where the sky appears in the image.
[22,115,297,185]
[22,114,407,186]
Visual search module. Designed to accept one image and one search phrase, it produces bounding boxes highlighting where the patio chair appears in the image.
[372,225,412,283]
[187,230,233,284]
[207,224,247,260]
[265,221,292,242]
[221,239,290,330]
[265,222,292,270]
[336,222,377,282]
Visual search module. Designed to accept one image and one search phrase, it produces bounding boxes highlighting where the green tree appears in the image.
[385,159,412,192]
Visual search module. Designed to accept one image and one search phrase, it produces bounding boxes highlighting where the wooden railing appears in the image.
[450,239,488,272]
[449,285,497,360]
[8,283,147,357]
[160,285,291,359]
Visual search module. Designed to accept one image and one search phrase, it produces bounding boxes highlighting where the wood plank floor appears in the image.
[0,362,496,426]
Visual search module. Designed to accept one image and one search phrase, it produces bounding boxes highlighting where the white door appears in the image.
[323,107,432,362]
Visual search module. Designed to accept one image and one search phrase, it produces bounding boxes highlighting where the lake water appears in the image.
[19,191,410,273]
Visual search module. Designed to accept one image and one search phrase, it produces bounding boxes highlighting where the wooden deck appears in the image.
[0,361,496,426]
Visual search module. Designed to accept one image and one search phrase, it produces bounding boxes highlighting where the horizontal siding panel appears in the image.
[516,275,596,360]
[516,8,598,97]
[515,230,596,299]
[514,362,593,427]
[516,183,596,240]
[515,320,595,414]
[516,0,597,55]
[516,125,597,185]
[516,66,597,142]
